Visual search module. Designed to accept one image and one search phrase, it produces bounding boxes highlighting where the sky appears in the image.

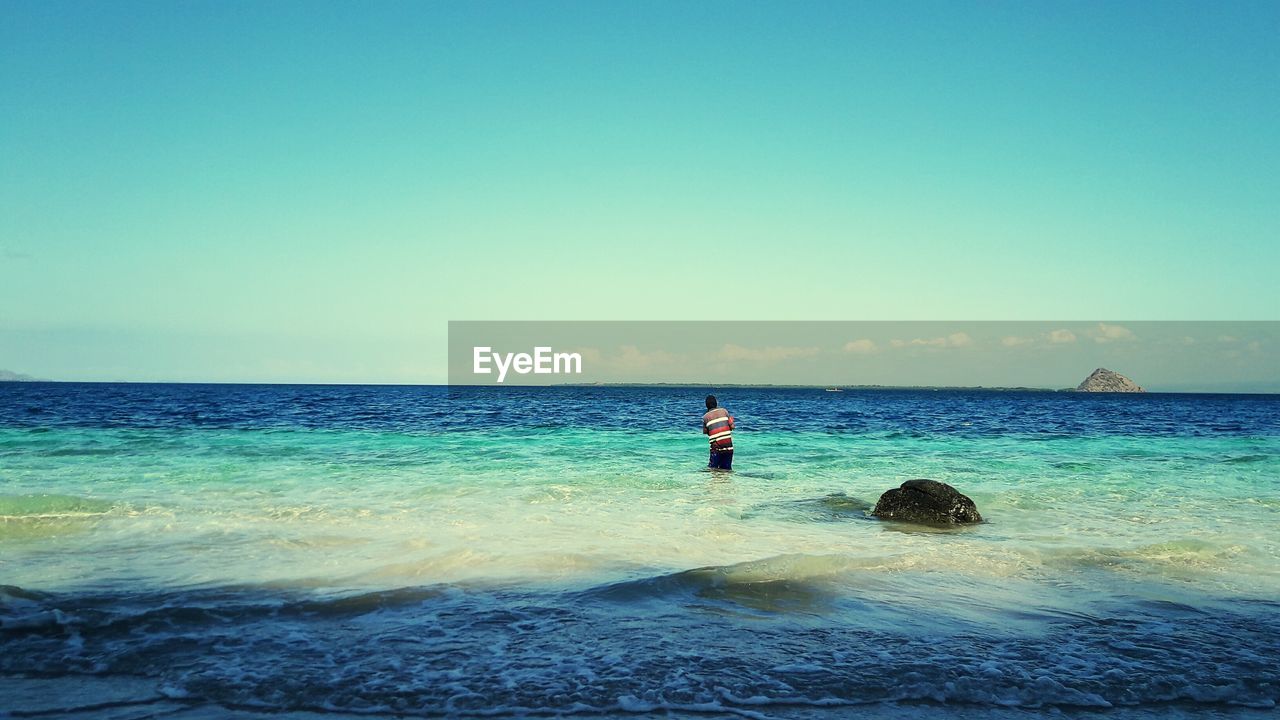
[2,1,1278,384]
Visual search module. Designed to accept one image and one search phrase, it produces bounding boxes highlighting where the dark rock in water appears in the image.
[871,479,982,525]
[1075,367,1144,393]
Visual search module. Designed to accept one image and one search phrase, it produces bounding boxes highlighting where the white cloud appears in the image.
[1218,335,1238,343]
[1093,323,1136,343]
[1047,329,1077,344]
[716,344,820,363]
[842,339,879,354]
[890,332,973,349]
[594,345,682,374]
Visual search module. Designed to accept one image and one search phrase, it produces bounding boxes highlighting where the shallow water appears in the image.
[2,384,1278,716]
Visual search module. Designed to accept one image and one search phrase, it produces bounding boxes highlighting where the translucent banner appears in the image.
[448,321,1279,393]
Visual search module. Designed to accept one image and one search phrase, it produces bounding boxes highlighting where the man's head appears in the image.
[705,395,717,410]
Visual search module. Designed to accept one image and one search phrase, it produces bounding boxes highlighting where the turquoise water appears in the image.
[2,384,1278,716]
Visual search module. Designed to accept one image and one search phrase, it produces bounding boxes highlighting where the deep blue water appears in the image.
[2,383,1278,717]
[6,382,1279,435]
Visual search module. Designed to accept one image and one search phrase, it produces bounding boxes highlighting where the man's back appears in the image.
[702,395,734,470]
[702,407,733,451]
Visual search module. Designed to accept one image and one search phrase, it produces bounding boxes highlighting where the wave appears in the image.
[581,553,863,614]
[4,570,1279,716]
[1222,453,1271,464]
[0,583,455,636]
[0,494,121,541]
[1044,539,1250,575]
[0,493,116,518]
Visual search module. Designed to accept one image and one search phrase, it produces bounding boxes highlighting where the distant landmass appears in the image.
[565,382,1060,392]
[567,371,1153,393]
[0,369,48,382]
[0,369,1157,391]
[1075,368,1144,393]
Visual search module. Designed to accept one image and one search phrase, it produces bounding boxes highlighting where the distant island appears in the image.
[1075,368,1145,393]
[0,369,49,382]
[564,382,1064,392]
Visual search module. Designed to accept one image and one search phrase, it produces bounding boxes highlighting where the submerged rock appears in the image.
[1075,368,1144,393]
[871,479,982,525]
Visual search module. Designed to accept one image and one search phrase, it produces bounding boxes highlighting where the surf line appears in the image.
[472,347,583,383]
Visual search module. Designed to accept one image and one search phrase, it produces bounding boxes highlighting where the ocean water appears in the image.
[1,383,1278,718]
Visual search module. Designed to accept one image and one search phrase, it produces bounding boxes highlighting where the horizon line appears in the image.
[3,379,1278,395]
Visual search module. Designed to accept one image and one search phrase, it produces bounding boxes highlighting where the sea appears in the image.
[1,383,1278,718]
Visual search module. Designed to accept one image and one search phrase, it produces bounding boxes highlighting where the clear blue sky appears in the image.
[2,1,1277,383]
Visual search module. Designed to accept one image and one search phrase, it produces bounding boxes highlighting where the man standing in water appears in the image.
[702,395,734,470]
